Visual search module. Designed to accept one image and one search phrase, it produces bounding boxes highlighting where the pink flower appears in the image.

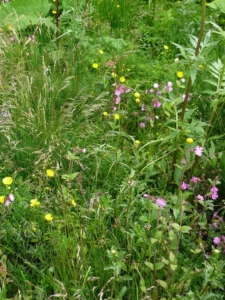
[156,90,161,95]
[156,198,166,208]
[153,100,161,108]
[211,193,218,200]
[146,116,150,120]
[115,86,125,96]
[130,180,136,186]
[143,194,149,198]
[140,122,146,128]
[149,89,154,93]
[125,88,131,93]
[112,106,117,111]
[197,194,204,201]
[167,82,173,88]
[213,236,221,245]
[181,158,186,165]
[168,87,173,92]
[212,223,218,228]
[82,148,87,153]
[115,96,121,104]
[194,146,203,157]
[190,176,200,184]
[181,181,189,190]
[211,187,218,193]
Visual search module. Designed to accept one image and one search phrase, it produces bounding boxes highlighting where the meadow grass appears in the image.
[0,0,225,299]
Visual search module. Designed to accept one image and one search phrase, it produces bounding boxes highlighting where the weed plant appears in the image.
[0,0,225,299]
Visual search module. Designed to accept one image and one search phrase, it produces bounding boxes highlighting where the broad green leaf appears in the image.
[0,0,52,30]
[155,262,164,270]
[180,225,191,233]
[207,0,225,13]
[156,280,168,289]
[170,223,181,231]
[145,261,154,270]
[170,264,177,271]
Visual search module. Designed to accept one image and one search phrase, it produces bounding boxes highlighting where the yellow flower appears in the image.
[52,10,57,14]
[116,4,120,8]
[135,140,140,146]
[112,72,117,78]
[120,76,125,83]
[2,177,13,186]
[164,45,169,50]
[134,92,140,98]
[30,199,40,207]
[46,169,55,177]
[45,213,53,222]
[135,98,141,104]
[103,112,109,116]
[127,68,131,72]
[92,63,99,69]
[8,25,13,31]
[71,200,77,207]
[199,65,204,69]
[175,58,179,62]
[53,0,56,2]
[99,49,104,54]
[0,196,5,204]
[186,138,194,144]
[114,114,120,120]
[177,71,184,78]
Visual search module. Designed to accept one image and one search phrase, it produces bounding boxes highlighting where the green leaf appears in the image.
[0,0,52,30]
[155,262,165,270]
[170,264,177,271]
[170,223,181,231]
[207,0,225,13]
[180,225,191,233]
[156,280,168,289]
[190,66,197,84]
[144,262,154,270]
[190,249,202,254]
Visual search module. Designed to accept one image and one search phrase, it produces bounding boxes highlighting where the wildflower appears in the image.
[125,88,131,93]
[10,37,15,42]
[71,200,77,206]
[186,138,194,144]
[211,186,218,200]
[153,100,161,108]
[197,194,204,201]
[116,4,120,8]
[99,49,104,54]
[2,177,13,186]
[181,158,186,165]
[213,237,221,245]
[114,114,120,120]
[135,140,140,146]
[212,223,218,228]
[156,198,166,208]
[167,82,173,88]
[8,25,12,30]
[45,213,53,222]
[164,45,169,50]
[53,0,56,2]
[81,148,86,153]
[103,112,109,116]
[199,65,204,69]
[115,85,125,96]
[115,96,120,104]
[177,71,184,78]
[181,181,189,190]
[140,122,145,128]
[175,58,179,62]
[181,78,185,83]
[112,72,117,78]
[9,193,14,201]
[194,146,203,157]
[0,196,5,203]
[143,193,149,198]
[134,92,140,98]
[135,98,140,104]
[52,10,57,14]
[46,169,55,177]
[190,176,199,184]
[92,63,99,69]
[153,83,159,89]
[141,104,145,111]
[30,199,40,207]
[119,76,126,83]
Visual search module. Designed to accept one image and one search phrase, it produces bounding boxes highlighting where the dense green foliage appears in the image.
[0,0,225,299]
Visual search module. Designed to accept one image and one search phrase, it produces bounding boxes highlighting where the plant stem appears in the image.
[180,0,206,121]
[56,0,59,46]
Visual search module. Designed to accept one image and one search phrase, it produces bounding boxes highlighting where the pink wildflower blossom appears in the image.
[153,100,161,108]
[156,198,166,208]
[197,194,204,201]
[213,236,221,245]
[190,176,200,184]
[140,122,146,128]
[181,181,189,190]
[194,146,203,157]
